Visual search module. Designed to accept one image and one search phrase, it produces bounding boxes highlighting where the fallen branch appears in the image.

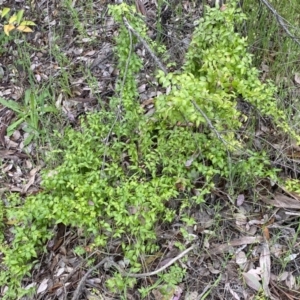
[71,245,196,300]
[122,16,168,74]
[191,100,228,146]
[111,244,196,278]
[260,0,300,47]
[71,257,110,300]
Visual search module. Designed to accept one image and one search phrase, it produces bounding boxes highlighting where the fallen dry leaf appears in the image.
[260,243,271,297]
[270,243,286,258]
[225,283,241,300]
[37,278,48,294]
[285,273,296,290]
[22,166,41,194]
[242,272,262,291]
[294,73,300,84]
[261,193,300,209]
[236,251,247,266]
[236,194,245,206]
[207,262,221,274]
[184,291,199,300]
[207,236,263,257]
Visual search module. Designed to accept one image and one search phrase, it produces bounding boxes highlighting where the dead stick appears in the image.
[111,244,196,278]
[71,257,109,300]
[260,0,300,47]
[122,16,168,75]
[71,245,196,300]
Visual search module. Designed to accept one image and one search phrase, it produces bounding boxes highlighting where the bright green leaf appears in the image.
[0,97,23,113]
[16,9,24,24]
[6,117,26,136]
[24,133,35,146]
[1,7,10,18]
[20,20,36,26]
[8,13,17,24]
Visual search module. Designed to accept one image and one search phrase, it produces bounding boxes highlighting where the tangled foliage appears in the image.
[156,3,294,141]
[0,2,291,298]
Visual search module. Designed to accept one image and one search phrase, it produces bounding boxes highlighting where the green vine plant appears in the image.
[0,1,295,299]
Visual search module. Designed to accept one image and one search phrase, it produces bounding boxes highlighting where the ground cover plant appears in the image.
[1,7,35,36]
[1,0,300,299]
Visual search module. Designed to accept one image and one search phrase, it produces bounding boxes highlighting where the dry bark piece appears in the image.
[261,194,300,209]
